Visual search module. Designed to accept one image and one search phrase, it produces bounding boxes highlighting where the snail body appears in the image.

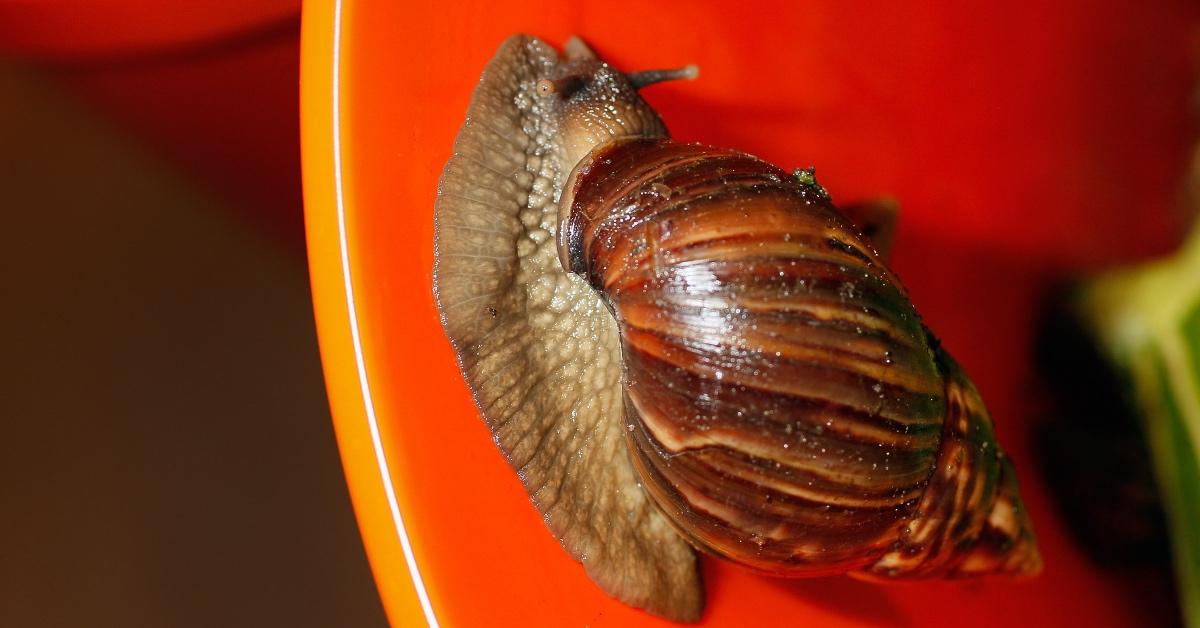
[433,35,1039,622]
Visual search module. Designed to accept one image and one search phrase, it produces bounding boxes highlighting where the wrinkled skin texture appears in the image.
[432,35,702,621]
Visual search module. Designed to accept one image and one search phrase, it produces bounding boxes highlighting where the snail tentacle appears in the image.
[564,35,597,61]
[628,65,700,90]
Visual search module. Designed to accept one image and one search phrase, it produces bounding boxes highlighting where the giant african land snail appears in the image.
[433,34,1041,622]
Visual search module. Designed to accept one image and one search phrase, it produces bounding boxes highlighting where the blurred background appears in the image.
[1,2,1199,627]
[0,2,386,626]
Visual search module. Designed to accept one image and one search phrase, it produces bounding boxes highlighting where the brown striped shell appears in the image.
[559,138,1040,579]
[433,34,1040,623]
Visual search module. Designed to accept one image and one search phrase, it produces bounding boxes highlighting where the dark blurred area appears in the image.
[1034,295,1172,566]
[0,5,385,627]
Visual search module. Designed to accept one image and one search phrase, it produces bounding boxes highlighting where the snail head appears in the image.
[534,36,697,172]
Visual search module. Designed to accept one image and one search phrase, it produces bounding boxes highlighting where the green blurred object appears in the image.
[1075,219,1200,628]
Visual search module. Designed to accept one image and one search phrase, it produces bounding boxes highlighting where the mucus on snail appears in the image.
[432,34,1041,622]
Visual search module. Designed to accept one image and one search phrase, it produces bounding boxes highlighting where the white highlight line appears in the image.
[332,2,439,625]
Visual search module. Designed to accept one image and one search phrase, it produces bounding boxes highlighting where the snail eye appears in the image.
[536,75,586,99]
[535,78,557,97]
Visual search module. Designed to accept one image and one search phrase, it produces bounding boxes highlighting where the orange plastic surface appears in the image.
[300,1,1199,626]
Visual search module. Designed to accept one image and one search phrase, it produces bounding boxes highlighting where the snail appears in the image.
[432,34,1041,622]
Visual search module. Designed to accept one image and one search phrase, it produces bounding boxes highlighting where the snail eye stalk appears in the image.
[627,65,699,90]
[564,35,597,61]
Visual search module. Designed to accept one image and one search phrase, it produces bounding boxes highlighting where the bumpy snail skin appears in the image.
[433,35,701,621]
[434,34,1040,624]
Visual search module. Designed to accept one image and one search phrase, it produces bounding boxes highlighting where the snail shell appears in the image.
[433,34,1040,623]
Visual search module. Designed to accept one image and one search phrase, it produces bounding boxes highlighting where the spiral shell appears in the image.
[559,138,1040,578]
